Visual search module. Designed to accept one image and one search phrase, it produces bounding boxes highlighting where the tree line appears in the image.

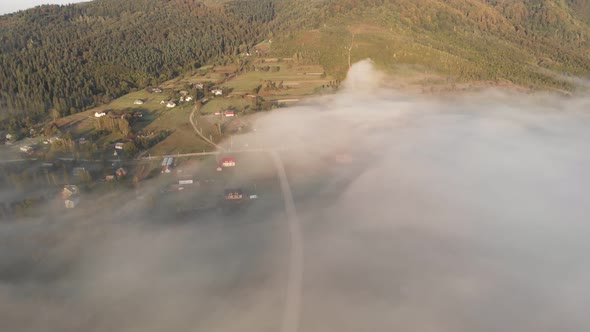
[0,0,278,133]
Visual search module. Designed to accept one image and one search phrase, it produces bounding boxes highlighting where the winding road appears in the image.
[189,103,223,150]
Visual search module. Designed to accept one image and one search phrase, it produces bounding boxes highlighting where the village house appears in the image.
[5,133,15,143]
[43,136,59,144]
[224,110,235,117]
[94,110,107,117]
[179,90,189,96]
[133,99,144,105]
[114,142,125,150]
[62,185,80,200]
[211,88,223,96]
[115,167,127,179]
[19,145,32,153]
[166,101,177,108]
[221,157,236,167]
[161,157,174,173]
[194,83,204,89]
[224,188,243,200]
[185,96,193,102]
[65,195,80,209]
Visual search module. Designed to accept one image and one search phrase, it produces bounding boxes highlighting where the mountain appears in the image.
[0,0,277,131]
[1,0,589,132]
[273,0,590,87]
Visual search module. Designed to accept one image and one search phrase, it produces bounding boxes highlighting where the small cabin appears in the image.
[221,157,236,167]
[224,189,243,200]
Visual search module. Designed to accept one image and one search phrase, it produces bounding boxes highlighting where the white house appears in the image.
[133,99,144,105]
[65,195,80,209]
[20,145,32,153]
[194,83,204,89]
[166,101,177,108]
[211,88,223,96]
[62,185,79,199]
[185,96,193,102]
[114,142,124,150]
[94,111,107,117]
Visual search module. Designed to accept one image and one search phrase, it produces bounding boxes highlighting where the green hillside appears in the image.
[272,0,590,89]
[1,0,590,133]
[0,0,277,132]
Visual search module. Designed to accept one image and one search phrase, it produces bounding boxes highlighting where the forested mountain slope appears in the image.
[1,0,590,132]
[0,0,276,131]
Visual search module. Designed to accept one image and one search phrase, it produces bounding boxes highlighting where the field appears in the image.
[45,58,335,158]
[224,61,333,100]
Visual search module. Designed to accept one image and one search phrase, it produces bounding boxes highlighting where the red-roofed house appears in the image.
[224,110,235,117]
[221,157,236,167]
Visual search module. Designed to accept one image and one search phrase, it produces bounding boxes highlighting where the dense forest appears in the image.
[2,0,590,133]
[0,0,278,132]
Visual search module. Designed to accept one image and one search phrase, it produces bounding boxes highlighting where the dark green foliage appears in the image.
[1,0,589,131]
[0,0,277,129]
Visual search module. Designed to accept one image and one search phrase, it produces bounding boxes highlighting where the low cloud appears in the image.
[245,59,590,331]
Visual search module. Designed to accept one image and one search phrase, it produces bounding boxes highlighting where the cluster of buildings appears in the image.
[214,110,236,117]
[161,157,175,173]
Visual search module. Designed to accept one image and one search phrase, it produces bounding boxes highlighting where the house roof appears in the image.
[224,188,243,199]
[64,185,79,193]
[221,157,235,163]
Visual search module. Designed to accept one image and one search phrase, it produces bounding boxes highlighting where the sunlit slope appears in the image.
[271,0,590,89]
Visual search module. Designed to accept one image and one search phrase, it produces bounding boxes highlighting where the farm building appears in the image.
[161,157,174,173]
[115,168,127,178]
[62,185,79,199]
[224,110,235,117]
[65,195,80,209]
[224,189,243,200]
[221,157,236,167]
